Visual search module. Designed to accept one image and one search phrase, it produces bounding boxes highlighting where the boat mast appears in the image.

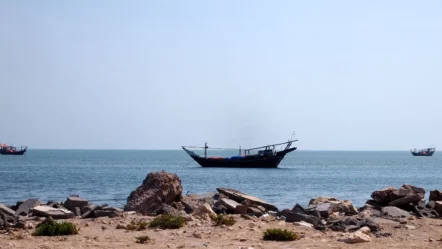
[204,142,208,158]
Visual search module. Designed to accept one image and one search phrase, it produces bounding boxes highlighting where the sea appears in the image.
[0,150,440,209]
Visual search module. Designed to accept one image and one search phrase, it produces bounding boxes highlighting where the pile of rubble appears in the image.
[0,196,122,230]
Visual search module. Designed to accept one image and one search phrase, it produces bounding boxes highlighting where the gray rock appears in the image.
[285,211,321,226]
[32,206,74,219]
[74,207,81,216]
[0,203,15,217]
[217,188,277,211]
[156,204,182,216]
[426,201,436,209]
[81,204,101,219]
[15,199,41,216]
[180,192,217,214]
[382,206,410,218]
[64,196,88,211]
[213,204,227,214]
[315,203,333,218]
[94,210,117,218]
[219,198,240,212]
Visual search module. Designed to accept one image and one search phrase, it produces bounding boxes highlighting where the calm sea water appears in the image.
[0,150,440,209]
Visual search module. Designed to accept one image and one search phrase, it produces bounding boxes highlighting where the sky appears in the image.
[0,0,441,150]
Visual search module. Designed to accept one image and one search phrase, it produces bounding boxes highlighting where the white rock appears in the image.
[357,226,371,235]
[405,225,416,230]
[344,231,371,244]
[293,221,314,228]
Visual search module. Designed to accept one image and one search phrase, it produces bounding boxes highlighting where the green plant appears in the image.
[33,220,79,236]
[135,235,150,244]
[118,220,148,231]
[262,228,300,241]
[210,214,236,226]
[148,215,186,229]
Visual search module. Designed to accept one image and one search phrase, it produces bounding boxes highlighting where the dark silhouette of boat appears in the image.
[410,148,435,157]
[182,140,297,168]
[0,144,27,155]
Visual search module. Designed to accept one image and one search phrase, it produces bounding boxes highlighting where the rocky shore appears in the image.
[1,170,442,249]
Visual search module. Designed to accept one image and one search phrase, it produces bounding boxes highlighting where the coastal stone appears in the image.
[219,198,240,212]
[64,196,88,211]
[426,201,436,209]
[156,204,182,216]
[365,200,383,211]
[171,201,185,211]
[213,204,227,214]
[194,203,216,217]
[292,204,307,214]
[429,190,442,202]
[308,197,358,216]
[15,199,41,216]
[400,184,425,195]
[382,206,410,218]
[343,231,371,243]
[180,192,217,214]
[434,201,442,215]
[293,221,314,228]
[81,204,101,219]
[0,203,15,217]
[388,194,423,207]
[285,211,321,226]
[235,205,248,214]
[246,207,263,217]
[371,187,400,204]
[46,201,61,208]
[125,171,182,214]
[94,210,117,218]
[358,226,371,235]
[32,206,74,219]
[315,203,333,218]
[216,188,277,211]
[74,207,81,216]
[405,225,416,230]
[360,218,380,232]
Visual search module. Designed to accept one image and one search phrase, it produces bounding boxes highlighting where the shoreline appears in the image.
[2,171,442,248]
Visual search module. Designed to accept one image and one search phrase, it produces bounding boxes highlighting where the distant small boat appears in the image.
[182,140,297,168]
[410,148,435,157]
[0,144,27,155]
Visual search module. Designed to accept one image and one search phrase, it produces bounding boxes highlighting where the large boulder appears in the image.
[125,171,182,214]
[216,188,277,211]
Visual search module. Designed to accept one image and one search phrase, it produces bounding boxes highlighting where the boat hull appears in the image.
[411,151,434,157]
[188,148,296,168]
[0,149,26,155]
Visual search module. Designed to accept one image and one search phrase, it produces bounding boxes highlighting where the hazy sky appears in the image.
[1,1,441,150]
